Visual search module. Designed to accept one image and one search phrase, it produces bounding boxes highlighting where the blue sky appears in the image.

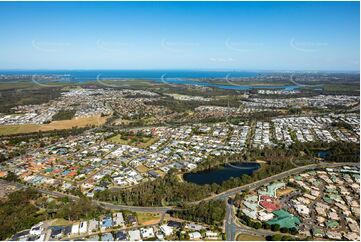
[0,1,359,71]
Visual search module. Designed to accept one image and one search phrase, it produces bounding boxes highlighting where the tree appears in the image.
[170,200,226,225]
[0,153,7,163]
[254,222,262,229]
[271,234,282,241]
[281,235,292,241]
[289,227,298,235]
[271,224,280,231]
[0,189,42,240]
[263,223,271,230]
[233,193,243,207]
[4,171,19,182]
[56,196,106,221]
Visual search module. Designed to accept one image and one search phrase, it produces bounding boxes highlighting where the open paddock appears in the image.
[0,115,107,136]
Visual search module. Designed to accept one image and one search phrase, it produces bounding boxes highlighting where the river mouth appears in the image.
[183,162,260,185]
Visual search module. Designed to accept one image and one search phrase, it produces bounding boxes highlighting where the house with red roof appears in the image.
[259,194,282,212]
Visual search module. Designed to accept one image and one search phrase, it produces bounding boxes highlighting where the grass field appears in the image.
[113,116,158,126]
[0,82,42,90]
[322,83,360,92]
[209,80,293,86]
[176,173,184,182]
[113,119,132,125]
[276,187,294,197]
[136,164,149,173]
[98,79,157,88]
[156,170,165,177]
[0,115,107,136]
[0,79,160,92]
[49,218,73,226]
[107,134,158,148]
[236,233,265,241]
[136,212,161,225]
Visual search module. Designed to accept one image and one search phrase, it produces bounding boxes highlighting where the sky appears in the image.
[0,1,359,71]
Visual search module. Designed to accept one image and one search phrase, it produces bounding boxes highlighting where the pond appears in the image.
[183,162,261,185]
[315,150,330,158]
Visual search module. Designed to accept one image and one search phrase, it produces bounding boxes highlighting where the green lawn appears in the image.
[236,233,265,241]
[136,212,161,225]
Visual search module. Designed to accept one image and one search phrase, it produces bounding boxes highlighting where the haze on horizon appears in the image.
[0,1,359,71]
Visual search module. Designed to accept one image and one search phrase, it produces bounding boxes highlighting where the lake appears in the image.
[183,162,261,185]
[0,70,298,91]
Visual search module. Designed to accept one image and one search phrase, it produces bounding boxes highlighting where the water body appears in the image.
[0,70,298,91]
[0,70,259,80]
[315,150,330,158]
[183,162,261,185]
[153,78,298,91]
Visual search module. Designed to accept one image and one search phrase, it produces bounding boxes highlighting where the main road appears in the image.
[0,179,172,213]
[1,162,357,213]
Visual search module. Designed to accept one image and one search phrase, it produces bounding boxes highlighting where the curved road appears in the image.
[0,180,172,213]
[1,162,357,213]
